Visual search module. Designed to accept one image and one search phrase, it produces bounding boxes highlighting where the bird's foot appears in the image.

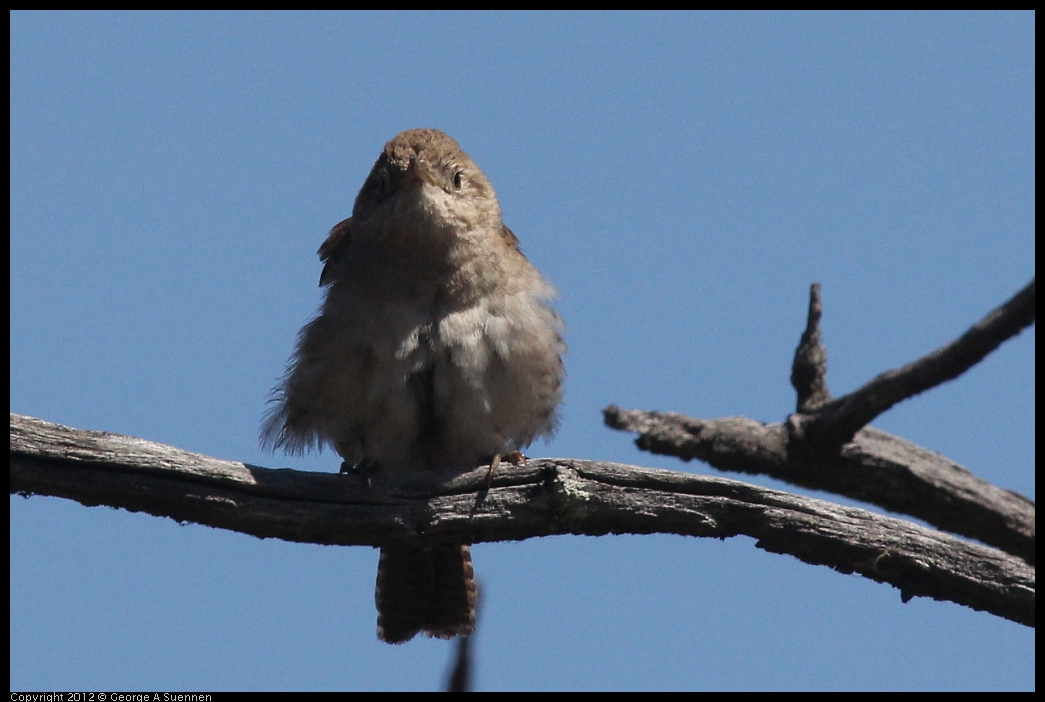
[482,450,526,487]
[340,458,381,488]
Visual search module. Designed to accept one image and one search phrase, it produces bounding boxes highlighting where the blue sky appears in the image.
[10,11,1034,691]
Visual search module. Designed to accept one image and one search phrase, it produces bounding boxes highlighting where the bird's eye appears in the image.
[452,171,463,190]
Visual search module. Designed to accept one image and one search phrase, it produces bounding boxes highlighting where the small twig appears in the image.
[790,282,831,412]
[795,279,1034,449]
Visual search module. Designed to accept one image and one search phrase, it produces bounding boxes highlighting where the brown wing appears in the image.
[499,224,522,253]
[318,217,353,287]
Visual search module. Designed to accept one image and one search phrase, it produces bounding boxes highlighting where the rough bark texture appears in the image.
[605,278,1034,566]
[603,409,1034,565]
[10,412,1034,628]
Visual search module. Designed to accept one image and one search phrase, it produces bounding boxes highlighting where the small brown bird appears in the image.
[262,129,565,644]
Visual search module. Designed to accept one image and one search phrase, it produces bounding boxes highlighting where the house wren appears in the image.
[262,128,565,643]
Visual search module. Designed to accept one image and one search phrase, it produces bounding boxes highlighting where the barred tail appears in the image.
[375,544,477,644]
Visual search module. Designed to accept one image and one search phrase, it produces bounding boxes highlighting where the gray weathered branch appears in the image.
[10,413,1034,628]
[605,280,1035,565]
[603,409,1035,565]
[791,282,832,413]
[792,278,1034,448]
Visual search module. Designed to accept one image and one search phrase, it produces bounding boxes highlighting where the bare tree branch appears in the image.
[10,413,1035,628]
[603,408,1034,564]
[793,278,1034,448]
[605,280,1035,564]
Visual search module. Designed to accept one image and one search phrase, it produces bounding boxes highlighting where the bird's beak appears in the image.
[407,155,437,186]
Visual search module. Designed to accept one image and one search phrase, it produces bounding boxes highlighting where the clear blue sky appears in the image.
[10,11,1034,691]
